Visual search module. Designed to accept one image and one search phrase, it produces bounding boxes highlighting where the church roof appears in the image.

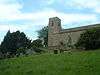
[61,24,100,33]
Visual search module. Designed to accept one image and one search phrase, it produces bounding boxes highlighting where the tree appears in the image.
[0,30,31,57]
[0,30,11,54]
[75,27,100,50]
[37,26,48,47]
[31,39,43,48]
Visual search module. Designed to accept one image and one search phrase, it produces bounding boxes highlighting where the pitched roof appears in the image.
[61,24,100,33]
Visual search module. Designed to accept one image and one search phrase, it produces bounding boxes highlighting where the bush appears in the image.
[31,39,43,48]
[33,47,43,53]
[16,47,26,56]
[75,27,100,50]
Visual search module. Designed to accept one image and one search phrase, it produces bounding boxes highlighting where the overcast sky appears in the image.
[0,0,100,43]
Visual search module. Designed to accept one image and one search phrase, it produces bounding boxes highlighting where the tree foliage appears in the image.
[31,39,43,48]
[75,27,100,50]
[37,26,48,47]
[0,30,31,56]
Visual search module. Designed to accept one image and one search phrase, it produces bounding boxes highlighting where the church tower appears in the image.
[48,17,62,47]
[48,17,61,34]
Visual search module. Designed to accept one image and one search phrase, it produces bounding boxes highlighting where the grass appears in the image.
[0,50,100,75]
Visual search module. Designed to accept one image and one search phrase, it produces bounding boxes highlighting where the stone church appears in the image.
[48,17,100,50]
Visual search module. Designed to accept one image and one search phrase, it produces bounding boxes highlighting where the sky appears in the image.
[0,0,100,43]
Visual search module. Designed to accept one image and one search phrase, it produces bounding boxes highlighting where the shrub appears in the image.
[75,27,100,50]
[33,47,43,53]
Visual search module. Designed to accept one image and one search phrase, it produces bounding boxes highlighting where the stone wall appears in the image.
[48,17,100,50]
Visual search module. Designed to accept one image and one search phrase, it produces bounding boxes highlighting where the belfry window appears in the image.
[51,21,53,26]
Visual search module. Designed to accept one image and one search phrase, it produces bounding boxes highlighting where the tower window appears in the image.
[51,21,53,26]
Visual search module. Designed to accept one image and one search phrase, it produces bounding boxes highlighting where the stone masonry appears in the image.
[48,17,100,50]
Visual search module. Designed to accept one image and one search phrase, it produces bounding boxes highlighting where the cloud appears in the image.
[0,0,98,24]
[25,9,98,25]
[0,0,55,21]
[46,0,55,5]
[0,8,98,31]
[0,24,28,32]
[0,0,23,21]
[66,0,100,13]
